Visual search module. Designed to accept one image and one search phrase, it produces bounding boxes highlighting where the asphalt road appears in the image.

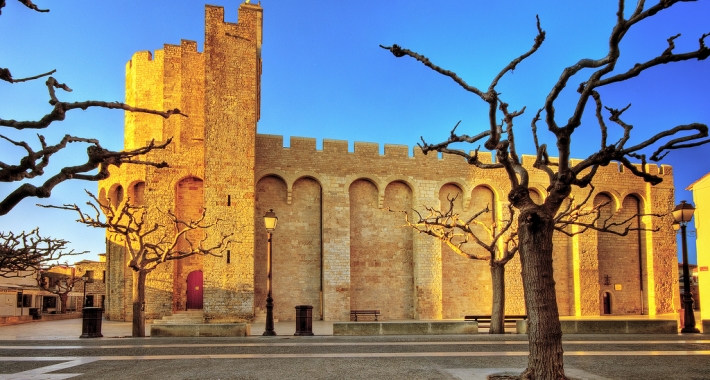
[1,334,709,379]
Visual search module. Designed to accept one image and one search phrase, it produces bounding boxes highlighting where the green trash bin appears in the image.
[294,305,314,336]
[80,307,104,338]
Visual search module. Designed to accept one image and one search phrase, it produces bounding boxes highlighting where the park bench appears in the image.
[464,315,527,324]
[350,309,381,321]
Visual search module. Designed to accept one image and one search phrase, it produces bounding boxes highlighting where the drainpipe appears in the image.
[636,199,644,315]
[320,188,324,320]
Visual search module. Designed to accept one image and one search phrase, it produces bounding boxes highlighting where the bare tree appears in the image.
[382,1,709,378]
[0,229,82,277]
[391,198,517,334]
[40,191,232,337]
[37,267,82,314]
[0,1,185,216]
[397,187,662,336]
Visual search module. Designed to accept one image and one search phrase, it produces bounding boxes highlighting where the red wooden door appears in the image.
[186,271,203,310]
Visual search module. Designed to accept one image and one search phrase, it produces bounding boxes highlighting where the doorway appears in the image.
[602,292,612,314]
[186,270,203,310]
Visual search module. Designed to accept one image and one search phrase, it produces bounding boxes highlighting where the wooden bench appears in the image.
[350,309,380,321]
[464,315,527,324]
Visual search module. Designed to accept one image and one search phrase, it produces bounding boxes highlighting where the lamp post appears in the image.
[81,274,90,307]
[672,200,700,333]
[263,209,278,336]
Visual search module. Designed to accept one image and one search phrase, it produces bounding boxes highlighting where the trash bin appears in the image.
[294,305,314,336]
[80,307,104,338]
[29,308,41,320]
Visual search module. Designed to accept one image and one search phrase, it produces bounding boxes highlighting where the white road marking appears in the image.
[1,350,710,361]
[0,358,98,380]
[0,340,708,350]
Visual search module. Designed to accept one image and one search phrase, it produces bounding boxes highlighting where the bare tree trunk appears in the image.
[132,269,148,337]
[489,264,505,334]
[518,209,567,380]
[59,294,68,314]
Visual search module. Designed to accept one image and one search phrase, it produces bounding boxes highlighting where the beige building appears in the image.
[74,254,107,310]
[688,173,710,320]
[99,3,679,323]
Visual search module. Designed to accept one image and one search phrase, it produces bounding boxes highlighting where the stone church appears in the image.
[100,2,679,323]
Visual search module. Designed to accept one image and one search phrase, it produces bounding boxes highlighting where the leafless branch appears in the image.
[0,68,56,83]
[0,228,82,277]
[1,77,187,130]
[39,190,232,273]
[388,196,518,267]
[0,137,172,216]
[553,185,663,237]
[383,1,708,213]
[18,0,48,13]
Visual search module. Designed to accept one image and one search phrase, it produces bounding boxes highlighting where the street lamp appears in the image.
[263,209,278,336]
[81,274,90,307]
[672,200,700,333]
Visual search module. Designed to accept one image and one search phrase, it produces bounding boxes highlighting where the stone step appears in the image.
[153,311,204,325]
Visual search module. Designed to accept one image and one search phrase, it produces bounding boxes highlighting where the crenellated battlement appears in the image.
[254,134,669,177]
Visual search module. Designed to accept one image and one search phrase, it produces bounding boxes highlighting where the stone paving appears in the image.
[0,316,709,379]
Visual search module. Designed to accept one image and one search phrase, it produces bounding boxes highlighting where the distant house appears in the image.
[0,255,107,324]
[0,270,57,323]
[74,254,107,310]
[688,173,710,319]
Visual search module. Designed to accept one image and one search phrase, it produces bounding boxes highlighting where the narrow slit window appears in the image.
[227,250,231,264]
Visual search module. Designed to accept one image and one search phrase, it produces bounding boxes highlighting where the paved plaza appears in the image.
[0,318,709,379]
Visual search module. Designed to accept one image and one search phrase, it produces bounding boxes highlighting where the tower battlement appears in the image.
[255,134,670,178]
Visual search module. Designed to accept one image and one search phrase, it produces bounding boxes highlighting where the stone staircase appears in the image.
[150,310,251,337]
[152,310,204,325]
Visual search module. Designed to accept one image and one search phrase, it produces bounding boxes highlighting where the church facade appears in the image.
[100,3,679,323]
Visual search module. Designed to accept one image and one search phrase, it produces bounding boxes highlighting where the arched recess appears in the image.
[129,181,146,206]
[259,176,321,321]
[98,188,108,206]
[441,184,492,318]
[254,175,288,320]
[173,177,204,311]
[596,192,644,314]
[602,291,613,314]
[551,195,572,316]
[108,184,124,210]
[350,179,414,319]
[528,188,543,205]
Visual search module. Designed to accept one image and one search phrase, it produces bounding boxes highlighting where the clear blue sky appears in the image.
[0,1,708,264]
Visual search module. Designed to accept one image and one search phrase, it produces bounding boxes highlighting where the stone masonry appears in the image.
[99,3,679,323]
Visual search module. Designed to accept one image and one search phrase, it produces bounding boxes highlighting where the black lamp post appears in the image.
[81,274,90,307]
[263,209,278,336]
[672,200,700,333]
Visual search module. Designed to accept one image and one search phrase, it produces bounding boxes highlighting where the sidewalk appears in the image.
[0,313,698,340]
[0,318,336,339]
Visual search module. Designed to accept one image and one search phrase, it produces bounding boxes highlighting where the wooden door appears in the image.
[186,271,203,310]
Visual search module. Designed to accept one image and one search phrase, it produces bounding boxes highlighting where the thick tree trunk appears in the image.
[132,269,148,337]
[489,264,505,334]
[59,293,68,314]
[518,209,567,380]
